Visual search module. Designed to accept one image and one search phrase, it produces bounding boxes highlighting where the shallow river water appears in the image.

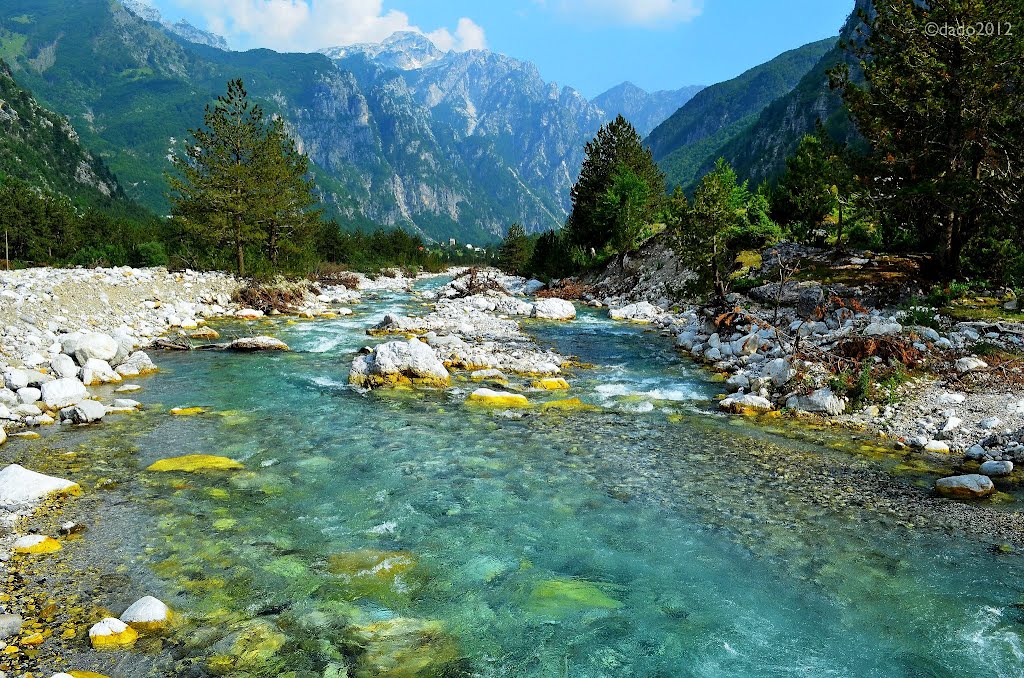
[11,282,1024,677]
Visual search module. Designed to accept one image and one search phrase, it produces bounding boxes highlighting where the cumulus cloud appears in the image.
[542,0,703,27]
[167,0,485,52]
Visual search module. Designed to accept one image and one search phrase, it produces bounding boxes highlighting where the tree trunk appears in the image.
[235,216,245,277]
[941,209,957,279]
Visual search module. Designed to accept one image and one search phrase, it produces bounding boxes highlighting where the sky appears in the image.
[148,0,853,97]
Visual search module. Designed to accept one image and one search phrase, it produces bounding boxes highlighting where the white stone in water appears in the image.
[228,336,289,351]
[89,616,131,639]
[120,595,171,626]
[112,399,142,409]
[116,384,143,393]
[40,378,88,409]
[80,358,121,386]
[608,302,662,322]
[935,473,994,499]
[531,298,576,320]
[0,464,77,508]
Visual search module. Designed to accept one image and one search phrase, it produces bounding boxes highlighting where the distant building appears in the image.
[449,238,456,247]
[465,243,473,249]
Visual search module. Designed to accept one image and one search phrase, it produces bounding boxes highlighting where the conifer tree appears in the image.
[567,115,664,255]
[497,223,531,275]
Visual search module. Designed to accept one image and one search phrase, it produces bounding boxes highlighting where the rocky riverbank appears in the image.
[585,241,1024,500]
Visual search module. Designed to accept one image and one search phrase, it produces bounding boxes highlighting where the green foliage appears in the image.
[566,115,664,256]
[167,79,321,277]
[598,164,654,261]
[497,223,532,276]
[775,131,853,242]
[526,229,573,280]
[831,0,1024,277]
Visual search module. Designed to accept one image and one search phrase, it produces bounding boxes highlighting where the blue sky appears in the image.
[149,0,853,97]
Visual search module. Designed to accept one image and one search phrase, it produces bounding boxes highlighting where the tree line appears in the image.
[499,0,1023,299]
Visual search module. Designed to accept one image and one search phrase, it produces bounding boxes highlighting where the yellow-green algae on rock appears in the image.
[531,377,570,390]
[466,388,530,408]
[13,534,62,555]
[169,406,206,416]
[526,578,623,616]
[88,617,139,649]
[206,620,287,675]
[540,397,600,412]
[350,617,461,678]
[327,550,420,603]
[146,455,244,473]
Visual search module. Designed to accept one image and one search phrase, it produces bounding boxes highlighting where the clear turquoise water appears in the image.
[68,285,1024,676]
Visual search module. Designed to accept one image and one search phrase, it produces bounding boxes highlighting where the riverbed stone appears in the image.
[719,393,773,415]
[532,298,576,320]
[51,353,79,379]
[608,302,662,322]
[17,386,41,404]
[532,377,570,390]
[764,358,795,387]
[955,357,988,373]
[80,358,122,386]
[467,388,530,408]
[924,440,951,454]
[115,351,158,377]
[73,332,118,365]
[980,460,1013,476]
[935,474,995,499]
[61,399,107,424]
[13,534,62,554]
[0,464,79,508]
[786,388,847,416]
[41,378,88,409]
[349,339,450,389]
[89,617,138,649]
[120,596,172,632]
[0,613,22,639]
[146,454,243,473]
[4,368,29,391]
[228,336,289,351]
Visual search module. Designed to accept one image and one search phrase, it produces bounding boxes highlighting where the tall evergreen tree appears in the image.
[497,223,532,275]
[167,79,320,276]
[598,163,653,264]
[831,0,1024,275]
[567,115,664,255]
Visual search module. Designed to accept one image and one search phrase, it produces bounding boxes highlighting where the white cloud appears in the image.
[168,0,485,52]
[543,0,703,27]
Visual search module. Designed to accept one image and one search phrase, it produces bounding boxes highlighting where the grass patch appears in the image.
[0,32,27,62]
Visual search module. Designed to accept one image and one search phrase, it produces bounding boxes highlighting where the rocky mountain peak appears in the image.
[320,31,444,71]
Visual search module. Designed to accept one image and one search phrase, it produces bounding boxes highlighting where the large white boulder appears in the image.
[532,298,576,321]
[115,351,158,377]
[40,378,88,409]
[3,369,29,391]
[349,339,450,388]
[719,393,774,415]
[80,358,122,386]
[0,464,78,509]
[955,357,988,374]
[935,474,995,499]
[72,332,118,365]
[61,399,107,424]
[786,388,847,416]
[764,358,795,388]
[50,354,80,379]
[120,595,172,631]
[608,302,663,323]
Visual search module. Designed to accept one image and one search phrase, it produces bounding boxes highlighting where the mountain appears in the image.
[591,81,703,137]
[644,37,836,191]
[0,60,129,208]
[711,3,868,185]
[123,0,229,50]
[0,2,610,242]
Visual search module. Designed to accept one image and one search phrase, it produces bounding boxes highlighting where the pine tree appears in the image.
[497,223,531,275]
[777,133,842,242]
[671,159,743,303]
[831,0,1024,275]
[167,79,320,276]
[567,115,664,255]
[598,163,653,265]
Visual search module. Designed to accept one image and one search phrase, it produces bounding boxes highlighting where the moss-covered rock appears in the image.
[526,578,623,616]
[146,455,243,473]
[350,617,461,678]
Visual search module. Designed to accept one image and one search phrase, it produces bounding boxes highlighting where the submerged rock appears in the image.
[351,617,461,677]
[115,351,158,377]
[0,464,79,509]
[89,617,139,649]
[349,338,450,389]
[207,620,286,675]
[467,388,530,408]
[935,474,995,499]
[146,455,243,473]
[527,578,623,616]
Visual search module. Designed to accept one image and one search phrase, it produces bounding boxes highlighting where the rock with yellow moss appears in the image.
[467,388,529,408]
[719,393,774,415]
[88,617,138,649]
[169,406,205,416]
[119,596,172,632]
[0,464,79,509]
[146,455,243,473]
[349,338,450,389]
[541,398,599,412]
[532,377,570,390]
[53,672,113,678]
[351,617,461,678]
[13,534,61,554]
[207,620,287,675]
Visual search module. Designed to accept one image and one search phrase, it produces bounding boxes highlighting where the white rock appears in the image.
[235,308,265,319]
[0,388,16,407]
[940,416,962,433]
[608,302,663,323]
[115,351,157,377]
[119,595,171,627]
[955,357,988,373]
[80,358,122,386]
[979,417,1001,430]
[924,440,951,454]
[764,358,795,387]
[89,616,132,641]
[73,332,118,365]
[4,369,29,391]
[50,354,79,379]
[17,387,41,405]
[349,339,449,388]
[0,464,77,508]
[40,378,88,409]
[61,399,107,424]
[725,374,750,393]
[936,392,967,406]
[719,393,773,414]
[786,388,847,416]
[935,474,994,498]
[864,322,902,336]
[112,398,142,409]
[532,298,576,321]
